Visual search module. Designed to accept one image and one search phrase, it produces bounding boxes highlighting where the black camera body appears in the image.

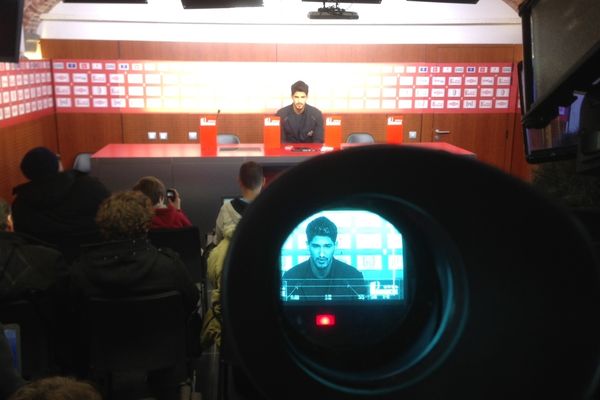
[222,145,600,399]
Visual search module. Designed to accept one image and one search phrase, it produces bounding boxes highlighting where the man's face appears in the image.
[292,91,307,114]
[308,235,335,270]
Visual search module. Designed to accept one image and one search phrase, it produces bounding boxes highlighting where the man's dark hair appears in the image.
[306,216,337,242]
[96,191,154,240]
[239,161,264,190]
[132,176,166,205]
[0,198,9,232]
[8,376,102,400]
[291,80,309,96]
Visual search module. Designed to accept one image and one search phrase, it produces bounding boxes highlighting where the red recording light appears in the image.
[315,314,336,327]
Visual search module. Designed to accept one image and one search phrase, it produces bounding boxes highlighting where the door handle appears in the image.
[434,129,451,135]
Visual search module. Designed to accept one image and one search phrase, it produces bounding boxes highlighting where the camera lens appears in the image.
[222,145,600,400]
[276,199,468,394]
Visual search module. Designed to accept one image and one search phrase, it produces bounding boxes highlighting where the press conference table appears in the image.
[91,142,474,235]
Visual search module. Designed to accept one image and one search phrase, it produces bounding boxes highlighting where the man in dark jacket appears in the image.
[69,191,201,395]
[70,191,199,314]
[0,198,71,375]
[276,80,324,143]
[0,199,69,302]
[11,147,110,262]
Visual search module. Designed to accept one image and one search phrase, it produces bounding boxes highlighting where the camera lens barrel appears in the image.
[223,145,600,400]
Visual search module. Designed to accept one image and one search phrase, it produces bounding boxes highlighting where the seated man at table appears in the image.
[282,216,366,301]
[276,80,324,144]
[133,176,192,229]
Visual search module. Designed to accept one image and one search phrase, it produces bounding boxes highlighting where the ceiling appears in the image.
[23,0,526,35]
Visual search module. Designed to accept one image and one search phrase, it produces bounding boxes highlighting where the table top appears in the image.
[92,142,475,159]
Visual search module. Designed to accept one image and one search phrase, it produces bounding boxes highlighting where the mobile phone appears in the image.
[166,189,176,201]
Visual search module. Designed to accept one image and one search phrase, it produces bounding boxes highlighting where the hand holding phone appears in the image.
[166,188,182,210]
[166,189,176,201]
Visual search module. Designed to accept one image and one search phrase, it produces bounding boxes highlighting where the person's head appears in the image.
[239,161,265,201]
[96,191,153,241]
[0,198,13,232]
[20,147,60,181]
[8,376,102,400]
[306,216,338,270]
[132,176,166,206]
[290,80,309,115]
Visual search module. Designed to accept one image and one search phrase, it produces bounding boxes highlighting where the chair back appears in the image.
[85,291,187,373]
[73,152,92,173]
[0,299,51,379]
[346,133,375,144]
[217,134,241,145]
[147,226,204,283]
[148,226,207,314]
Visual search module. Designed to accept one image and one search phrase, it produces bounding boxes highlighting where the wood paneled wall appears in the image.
[0,40,530,201]
[119,42,277,61]
[55,113,124,169]
[41,39,120,59]
[0,115,58,201]
[119,113,421,145]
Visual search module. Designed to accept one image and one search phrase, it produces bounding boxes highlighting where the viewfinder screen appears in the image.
[280,210,404,303]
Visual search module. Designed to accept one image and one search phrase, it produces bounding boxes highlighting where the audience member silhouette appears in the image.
[0,323,25,400]
[0,198,71,374]
[212,161,265,246]
[8,376,101,400]
[70,190,200,317]
[0,198,69,303]
[11,147,110,262]
[132,176,192,229]
[68,191,201,397]
[201,161,265,349]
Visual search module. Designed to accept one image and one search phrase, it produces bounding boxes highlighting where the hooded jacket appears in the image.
[201,197,248,349]
[0,232,72,372]
[213,198,248,245]
[0,231,68,301]
[70,238,199,316]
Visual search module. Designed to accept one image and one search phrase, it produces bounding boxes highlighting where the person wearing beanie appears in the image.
[19,147,61,181]
[11,147,111,262]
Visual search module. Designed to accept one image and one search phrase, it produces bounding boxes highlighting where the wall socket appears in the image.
[147,131,157,140]
[159,132,168,140]
[408,130,418,140]
[188,131,198,140]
